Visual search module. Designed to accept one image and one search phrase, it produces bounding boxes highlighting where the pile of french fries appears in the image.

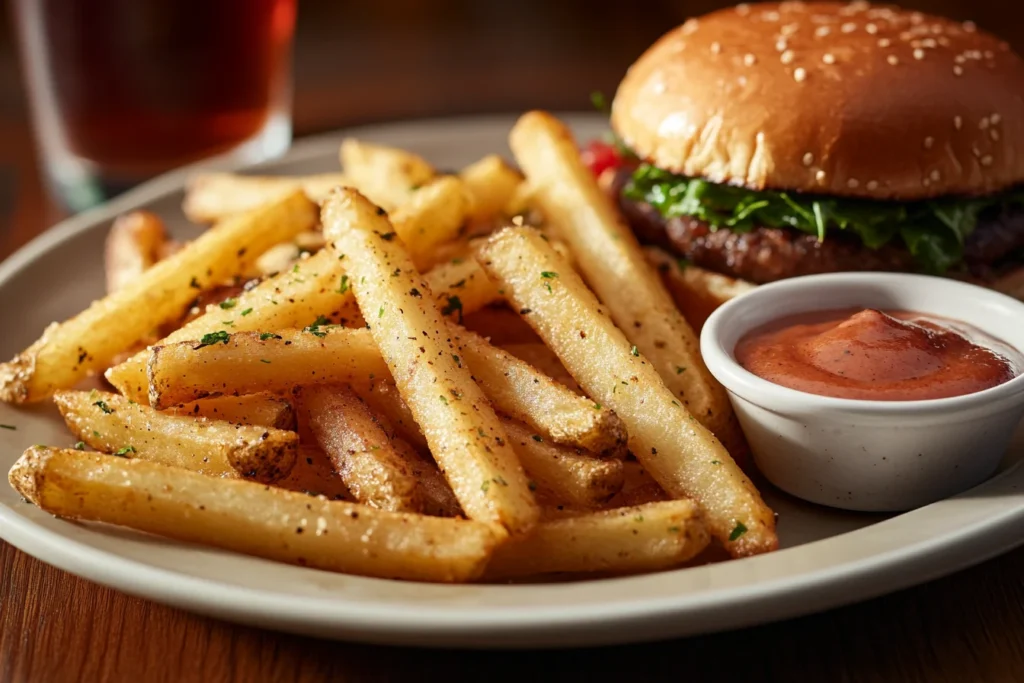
[3,111,777,583]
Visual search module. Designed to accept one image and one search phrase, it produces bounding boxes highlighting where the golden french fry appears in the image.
[303,384,427,512]
[355,381,430,452]
[607,459,670,508]
[500,343,580,391]
[486,500,709,579]
[147,327,390,409]
[459,155,523,223]
[10,447,498,583]
[54,391,297,483]
[107,249,354,401]
[275,444,353,501]
[168,393,296,431]
[339,139,435,211]
[475,227,777,557]
[321,187,537,535]
[390,177,472,270]
[509,112,734,442]
[643,246,756,333]
[425,253,503,322]
[105,210,168,293]
[183,172,351,223]
[502,420,623,508]
[1,192,316,404]
[254,231,327,277]
[453,327,626,455]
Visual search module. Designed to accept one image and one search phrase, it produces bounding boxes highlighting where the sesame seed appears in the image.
[930,169,941,182]
[991,113,1002,124]
[924,136,935,149]
[981,155,994,167]
[744,53,757,66]
[802,152,814,166]
[913,49,925,60]
[866,180,879,191]
[878,38,891,47]
[776,38,788,51]
[887,55,900,66]
[991,129,1001,141]
[815,26,830,37]
[865,23,878,34]
[847,179,860,189]
[954,116,963,130]
[815,170,827,182]
[822,53,836,64]
[710,42,722,54]
[953,65,963,76]
[780,50,795,64]
[841,22,857,33]
[793,67,807,82]
[963,20,977,32]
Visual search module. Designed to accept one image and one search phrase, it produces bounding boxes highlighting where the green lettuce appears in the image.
[623,164,1024,274]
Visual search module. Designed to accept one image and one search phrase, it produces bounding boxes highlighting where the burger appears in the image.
[592,1,1024,297]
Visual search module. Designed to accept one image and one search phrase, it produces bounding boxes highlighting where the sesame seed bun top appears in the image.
[611,1,1024,200]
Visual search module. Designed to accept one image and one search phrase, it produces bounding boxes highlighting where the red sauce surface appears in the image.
[735,309,1019,401]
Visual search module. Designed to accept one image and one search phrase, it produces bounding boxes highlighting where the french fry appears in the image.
[321,187,537,535]
[355,381,430,452]
[107,249,351,400]
[452,327,626,455]
[463,307,543,346]
[425,253,503,322]
[475,227,777,556]
[254,231,327,277]
[9,447,498,583]
[147,327,391,409]
[486,500,709,579]
[303,384,426,512]
[183,172,350,223]
[0,192,316,404]
[54,391,297,483]
[607,459,670,508]
[500,343,580,391]
[275,444,353,501]
[459,155,523,223]
[390,177,472,270]
[502,420,623,508]
[105,210,168,293]
[509,112,735,443]
[339,139,435,211]
[168,393,296,431]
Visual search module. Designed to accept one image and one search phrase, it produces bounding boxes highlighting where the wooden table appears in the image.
[1,1,1023,680]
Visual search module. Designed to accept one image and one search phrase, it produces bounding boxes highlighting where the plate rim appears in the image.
[1,113,1022,647]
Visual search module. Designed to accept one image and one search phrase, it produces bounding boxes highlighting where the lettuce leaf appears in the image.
[623,164,1024,274]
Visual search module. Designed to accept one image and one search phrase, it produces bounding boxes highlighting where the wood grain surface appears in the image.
[1,1,1023,681]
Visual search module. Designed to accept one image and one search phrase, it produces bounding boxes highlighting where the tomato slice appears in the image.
[580,140,625,177]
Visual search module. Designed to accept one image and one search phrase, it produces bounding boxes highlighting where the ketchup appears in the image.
[735,309,1019,401]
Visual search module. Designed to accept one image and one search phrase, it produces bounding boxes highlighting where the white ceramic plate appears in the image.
[1,114,1022,648]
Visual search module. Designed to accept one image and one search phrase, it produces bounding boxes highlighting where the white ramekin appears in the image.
[700,272,1024,512]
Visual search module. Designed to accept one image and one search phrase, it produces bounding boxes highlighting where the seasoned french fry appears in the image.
[275,445,353,501]
[254,231,327,277]
[644,246,756,332]
[339,139,435,211]
[459,155,523,223]
[54,391,297,483]
[303,385,426,512]
[105,210,168,293]
[463,307,543,346]
[425,253,503,322]
[486,500,709,579]
[475,227,777,556]
[452,327,626,455]
[390,177,472,269]
[107,249,352,400]
[0,192,316,404]
[168,393,296,431]
[354,381,430,452]
[509,112,734,442]
[500,343,579,391]
[502,420,623,508]
[147,327,391,409]
[183,172,350,223]
[321,187,537,535]
[607,459,670,508]
[10,447,498,583]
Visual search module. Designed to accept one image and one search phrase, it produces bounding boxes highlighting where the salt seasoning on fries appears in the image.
[9,447,497,583]
[475,227,777,556]
[320,187,538,536]
[0,191,316,403]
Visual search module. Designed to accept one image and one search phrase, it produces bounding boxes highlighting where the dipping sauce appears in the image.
[735,309,1019,401]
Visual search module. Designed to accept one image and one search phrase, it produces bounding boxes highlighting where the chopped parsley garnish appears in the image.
[452,354,462,367]
[593,403,602,410]
[0,424,15,430]
[541,271,558,279]
[481,480,490,493]
[73,441,86,450]
[590,90,609,113]
[676,366,687,374]
[260,332,283,341]
[634,515,644,522]
[439,395,449,405]
[668,526,681,533]
[114,445,136,456]
[441,295,464,323]
[240,308,253,316]
[219,298,237,310]
[260,359,272,364]
[93,400,113,414]
[194,331,231,349]
[531,434,543,442]
[630,345,640,357]
[337,275,350,294]
[304,315,332,338]
[729,521,749,542]
[378,305,384,318]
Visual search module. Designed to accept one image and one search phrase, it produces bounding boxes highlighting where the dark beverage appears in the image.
[15,0,296,209]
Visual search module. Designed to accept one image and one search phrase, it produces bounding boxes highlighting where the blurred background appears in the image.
[0,0,1019,255]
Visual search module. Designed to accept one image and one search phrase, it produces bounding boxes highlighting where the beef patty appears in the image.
[615,182,1024,285]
